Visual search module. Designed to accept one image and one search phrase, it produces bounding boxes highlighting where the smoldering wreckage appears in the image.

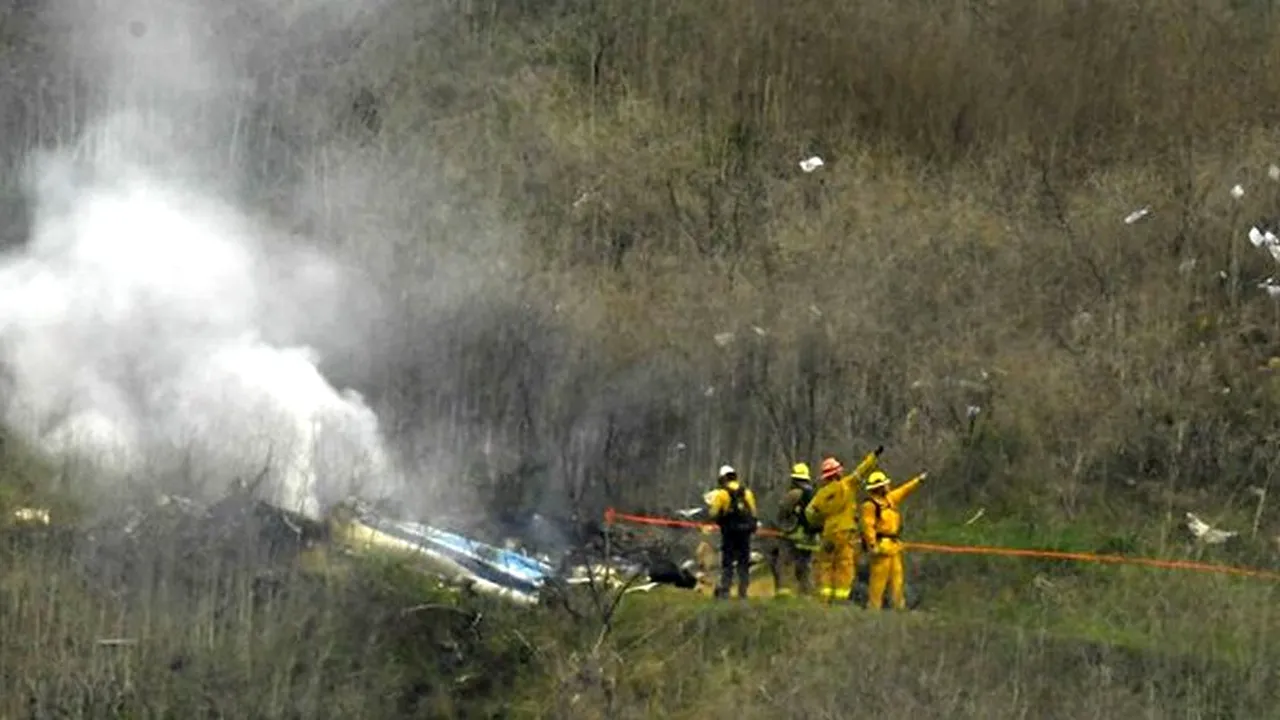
[6,479,778,608]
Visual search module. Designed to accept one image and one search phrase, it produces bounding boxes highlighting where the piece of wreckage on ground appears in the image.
[7,490,721,606]
[326,500,725,603]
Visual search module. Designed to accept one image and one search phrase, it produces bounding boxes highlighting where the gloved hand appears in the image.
[874,445,885,456]
[918,471,929,481]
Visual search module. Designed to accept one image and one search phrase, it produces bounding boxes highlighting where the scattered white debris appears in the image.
[565,563,631,587]
[1231,184,1246,199]
[1248,226,1280,263]
[675,507,704,519]
[1178,258,1198,275]
[964,508,985,526]
[1123,207,1152,224]
[1031,574,1056,593]
[1259,278,1280,299]
[1185,512,1238,544]
[965,405,982,418]
[808,305,823,319]
[704,386,716,398]
[799,156,825,173]
[713,332,734,347]
[623,582,660,594]
[674,442,687,451]
[96,638,139,647]
[1269,165,1280,181]
[1249,226,1276,248]
[11,507,50,525]
[751,325,767,337]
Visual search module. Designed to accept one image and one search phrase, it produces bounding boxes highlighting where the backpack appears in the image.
[720,484,758,534]
[792,482,819,534]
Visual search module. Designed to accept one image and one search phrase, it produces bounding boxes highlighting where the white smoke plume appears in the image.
[0,0,406,520]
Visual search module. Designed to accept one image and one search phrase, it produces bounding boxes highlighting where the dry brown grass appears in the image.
[4,0,1280,716]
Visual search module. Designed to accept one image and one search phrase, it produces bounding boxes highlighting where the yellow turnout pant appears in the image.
[867,538,907,610]
[814,530,857,601]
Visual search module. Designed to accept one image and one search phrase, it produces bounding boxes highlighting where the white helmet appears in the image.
[718,464,737,479]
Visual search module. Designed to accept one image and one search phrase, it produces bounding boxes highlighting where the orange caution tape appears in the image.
[603,508,1280,582]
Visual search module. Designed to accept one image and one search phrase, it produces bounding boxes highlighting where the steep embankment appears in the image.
[4,0,1280,717]
[3,516,1276,719]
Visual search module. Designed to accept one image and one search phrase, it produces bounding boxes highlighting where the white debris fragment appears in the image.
[623,582,660,594]
[808,304,823,318]
[1250,226,1280,263]
[799,156,825,173]
[96,638,139,647]
[1231,184,1246,199]
[703,386,716,398]
[751,325,767,337]
[12,507,51,525]
[1269,165,1280,181]
[675,507,703,519]
[1123,207,1152,224]
[1178,258,1198,275]
[1185,512,1238,544]
[1259,278,1280,299]
[1249,226,1275,248]
[966,405,982,418]
[713,332,734,347]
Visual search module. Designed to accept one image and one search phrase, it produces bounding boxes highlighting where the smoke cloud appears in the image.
[0,0,407,520]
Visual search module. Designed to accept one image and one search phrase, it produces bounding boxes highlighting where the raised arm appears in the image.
[850,448,882,481]
[888,473,926,505]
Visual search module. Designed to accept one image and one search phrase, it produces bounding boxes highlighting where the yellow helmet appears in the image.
[865,471,890,491]
[790,462,811,481]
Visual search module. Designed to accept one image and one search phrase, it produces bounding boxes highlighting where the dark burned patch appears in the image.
[72,488,327,608]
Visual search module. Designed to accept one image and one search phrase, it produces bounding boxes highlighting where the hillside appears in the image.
[3,0,1280,717]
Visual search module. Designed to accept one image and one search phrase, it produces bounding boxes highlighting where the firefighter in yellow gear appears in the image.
[803,448,882,601]
[705,465,760,599]
[770,462,820,597]
[859,468,926,610]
